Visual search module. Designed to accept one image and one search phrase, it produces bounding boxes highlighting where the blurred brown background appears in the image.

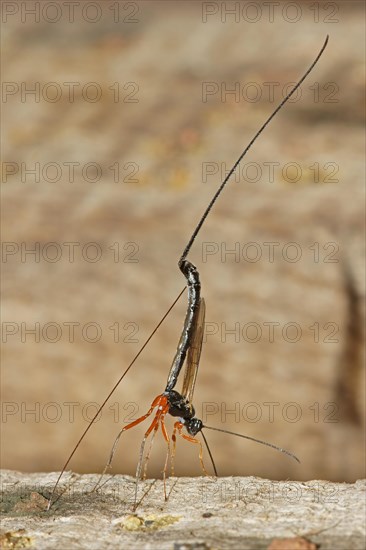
[1,1,365,483]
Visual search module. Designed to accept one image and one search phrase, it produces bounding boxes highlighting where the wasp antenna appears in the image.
[201,430,218,477]
[180,35,329,264]
[203,425,300,464]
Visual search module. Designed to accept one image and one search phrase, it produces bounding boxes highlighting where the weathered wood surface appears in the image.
[1,470,365,550]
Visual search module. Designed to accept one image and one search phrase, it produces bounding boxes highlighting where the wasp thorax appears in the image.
[167,390,195,420]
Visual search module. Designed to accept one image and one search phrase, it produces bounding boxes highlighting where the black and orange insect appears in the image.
[47,35,329,511]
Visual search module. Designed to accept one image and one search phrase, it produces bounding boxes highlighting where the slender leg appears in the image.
[159,415,170,500]
[142,422,159,480]
[174,421,210,476]
[133,399,170,510]
[94,394,166,493]
[133,435,148,511]
[170,424,178,477]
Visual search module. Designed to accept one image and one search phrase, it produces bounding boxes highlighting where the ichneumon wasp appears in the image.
[47,35,329,511]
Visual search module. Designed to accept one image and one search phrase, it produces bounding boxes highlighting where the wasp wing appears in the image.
[181,297,206,405]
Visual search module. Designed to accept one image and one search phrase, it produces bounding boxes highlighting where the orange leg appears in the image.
[158,413,171,500]
[142,421,159,480]
[142,401,170,479]
[170,424,179,477]
[125,393,167,433]
[137,395,170,479]
[133,399,170,509]
[94,394,168,493]
[174,421,210,477]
